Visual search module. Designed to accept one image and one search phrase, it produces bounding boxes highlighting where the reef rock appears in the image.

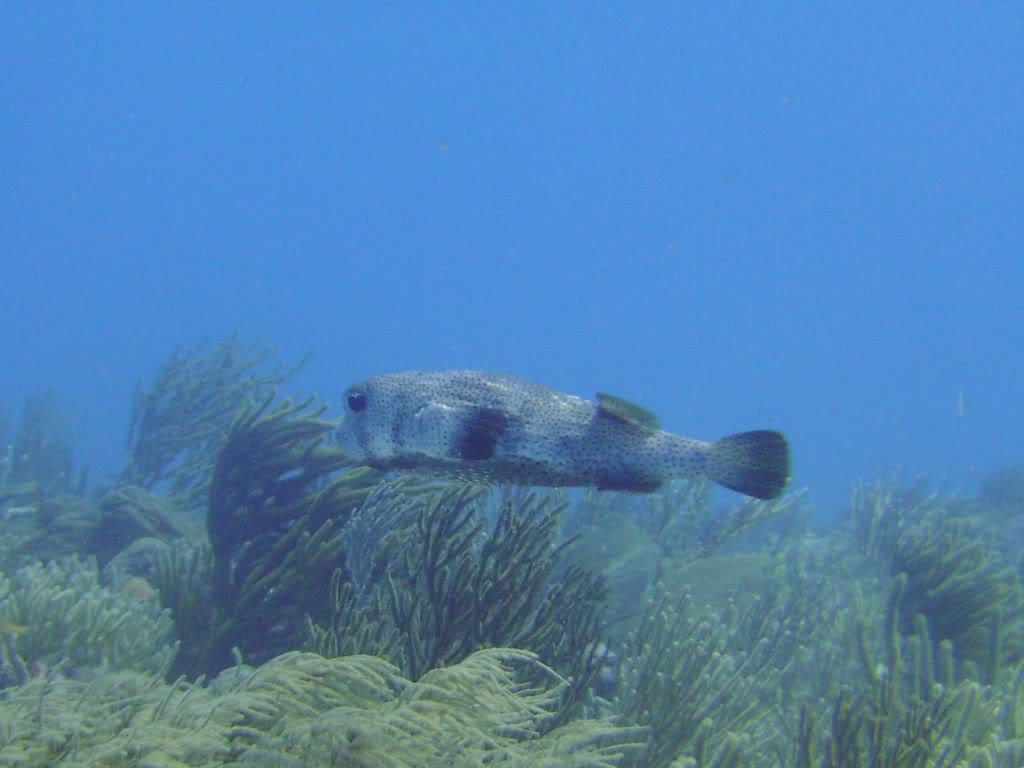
[89,485,199,565]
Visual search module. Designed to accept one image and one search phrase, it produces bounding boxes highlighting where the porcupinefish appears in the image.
[334,370,790,499]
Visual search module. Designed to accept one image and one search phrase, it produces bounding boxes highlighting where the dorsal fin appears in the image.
[596,392,660,432]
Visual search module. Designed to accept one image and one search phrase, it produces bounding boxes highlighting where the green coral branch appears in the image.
[121,336,306,510]
[849,481,1024,679]
[192,393,379,676]
[0,647,644,768]
[0,555,176,679]
[796,573,1024,768]
[308,484,608,719]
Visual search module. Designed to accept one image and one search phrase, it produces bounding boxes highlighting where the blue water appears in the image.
[1,5,1021,514]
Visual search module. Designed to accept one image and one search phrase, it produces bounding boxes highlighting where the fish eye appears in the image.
[347,390,367,413]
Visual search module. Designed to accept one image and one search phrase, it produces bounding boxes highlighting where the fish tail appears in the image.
[706,430,790,499]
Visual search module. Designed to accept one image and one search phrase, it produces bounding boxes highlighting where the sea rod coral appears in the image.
[0,648,645,767]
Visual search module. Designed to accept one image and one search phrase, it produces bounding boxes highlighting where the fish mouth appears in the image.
[333,427,367,462]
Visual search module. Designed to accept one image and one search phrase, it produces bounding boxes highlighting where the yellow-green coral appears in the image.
[307,483,609,719]
[849,481,1024,679]
[121,336,306,510]
[0,554,176,676]
[200,394,375,675]
[796,606,1024,768]
[0,648,644,767]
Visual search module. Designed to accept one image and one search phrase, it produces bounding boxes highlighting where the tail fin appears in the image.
[708,430,790,499]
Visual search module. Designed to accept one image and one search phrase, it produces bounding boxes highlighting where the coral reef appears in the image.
[0,648,644,767]
[89,484,200,566]
[850,481,1024,679]
[121,336,305,510]
[0,555,176,679]
[196,390,605,712]
[197,394,376,675]
[795,575,1024,767]
[102,536,171,593]
[625,481,808,562]
[307,484,609,717]
[3,339,1024,768]
[563,480,809,640]
[0,485,198,574]
[5,391,84,499]
[152,538,214,680]
[564,495,662,633]
[977,464,1024,567]
[980,463,1024,510]
[0,402,11,484]
[0,392,86,542]
[17,494,97,562]
[611,543,843,768]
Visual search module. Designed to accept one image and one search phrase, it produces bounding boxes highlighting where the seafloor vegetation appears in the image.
[0,336,1022,767]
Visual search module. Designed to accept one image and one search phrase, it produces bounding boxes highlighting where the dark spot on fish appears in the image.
[456,407,509,460]
[595,470,662,493]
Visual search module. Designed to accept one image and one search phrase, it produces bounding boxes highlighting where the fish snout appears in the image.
[334,419,368,462]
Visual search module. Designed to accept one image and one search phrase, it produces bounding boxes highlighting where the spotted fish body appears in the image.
[335,370,790,499]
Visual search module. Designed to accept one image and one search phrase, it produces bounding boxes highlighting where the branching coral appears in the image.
[563,481,810,645]
[199,394,377,676]
[0,648,645,767]
[2,391,83,503]
[0,555,176,679]
[1,484,199,573]
[308,484,609,718]
[12,494,97,563]
[244,649,644,767]
[849,481,1024,680]
[121,336,306,510]
[152,538,215,681]
[616,480,808,562]
[615,589,772,767]
[641,479,711,554]
[89,484,200,566]
[795,576,1024,768]
[613,551,839,768]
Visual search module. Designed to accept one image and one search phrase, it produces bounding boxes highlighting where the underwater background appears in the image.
[1,4,1022,767]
